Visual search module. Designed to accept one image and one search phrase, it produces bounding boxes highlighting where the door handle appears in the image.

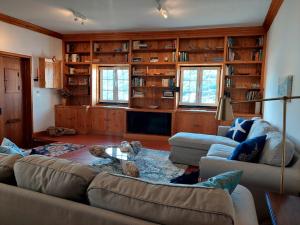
[6,118,21,124]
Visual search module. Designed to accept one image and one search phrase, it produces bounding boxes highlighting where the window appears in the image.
[99,66,129,103]
[179,66,221,106]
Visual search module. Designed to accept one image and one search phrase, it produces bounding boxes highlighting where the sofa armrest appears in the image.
[199,156,288,193]
[217,126,231,137]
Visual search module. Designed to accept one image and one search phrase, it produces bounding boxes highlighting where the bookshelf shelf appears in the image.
[65,62,91,65]
[132,48,176,53]
[225,61,263,64]
[228,46,263,49]
[65,74,90,76]
[131,62,176,66]
[93,51,129,54]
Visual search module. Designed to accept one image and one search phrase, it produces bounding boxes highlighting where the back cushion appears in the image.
[88,172,235,225]
[247,119,277,139]
[0,153,22,184]
[14,155,98,202]
[259,131,295,167]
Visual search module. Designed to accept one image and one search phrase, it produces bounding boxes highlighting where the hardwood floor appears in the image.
[34,133,170,165]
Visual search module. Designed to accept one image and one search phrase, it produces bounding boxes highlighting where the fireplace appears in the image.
[126,111,172,136]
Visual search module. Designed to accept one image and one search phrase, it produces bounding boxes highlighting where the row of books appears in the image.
[246,90,261,101]
[178,52,189,62]
[132,77,145,87]
[252,50,263,61]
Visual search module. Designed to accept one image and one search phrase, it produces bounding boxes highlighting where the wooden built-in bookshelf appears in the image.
[224,35,265,115]
[62,28,266,117]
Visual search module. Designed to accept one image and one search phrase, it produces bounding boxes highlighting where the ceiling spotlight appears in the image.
[156,0,168,19]
[70,9,87,25]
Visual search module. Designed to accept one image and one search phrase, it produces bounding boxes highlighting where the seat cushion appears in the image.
[207,144,235,158]
[169,132,239,151]
[14,155,98,202]
[0,153,23,184]
[88,172,235,225]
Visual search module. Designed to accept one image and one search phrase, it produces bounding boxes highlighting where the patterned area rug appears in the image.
[30,142,85,157]
[92,148,187,183]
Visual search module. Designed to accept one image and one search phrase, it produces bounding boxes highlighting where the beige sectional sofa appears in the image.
[0,153,259,225]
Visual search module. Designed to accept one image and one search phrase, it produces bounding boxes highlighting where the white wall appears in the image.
[0,21,62,132]
[264,0,300,148]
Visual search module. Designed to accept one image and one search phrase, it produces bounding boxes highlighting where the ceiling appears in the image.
[0,0,272,34]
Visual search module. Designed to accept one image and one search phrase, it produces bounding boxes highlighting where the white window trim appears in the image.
[179,66,221,107]
[99,66,129,103]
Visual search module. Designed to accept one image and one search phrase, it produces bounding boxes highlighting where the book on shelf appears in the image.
[132,77,145,87]
[246,90,260,101]
[256,37,264,47]
[227,37,235,47]
[225,65,234,76]
[228,48,235,61]
[162,79,170,87]
[179,52,189,62]
[252,49,263,61]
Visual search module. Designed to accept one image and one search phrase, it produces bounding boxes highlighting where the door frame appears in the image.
[0,51,33,148]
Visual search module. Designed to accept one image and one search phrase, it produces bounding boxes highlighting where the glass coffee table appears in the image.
[105,145,134,161]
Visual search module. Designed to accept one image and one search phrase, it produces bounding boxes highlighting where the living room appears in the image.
[0,0,299,225]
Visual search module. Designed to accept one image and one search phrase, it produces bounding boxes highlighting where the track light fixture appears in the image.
[70,9,87,25]
[156,0,168,19]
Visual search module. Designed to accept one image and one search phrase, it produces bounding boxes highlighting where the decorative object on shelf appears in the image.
[57,88,72,105]
[149,57,159,63]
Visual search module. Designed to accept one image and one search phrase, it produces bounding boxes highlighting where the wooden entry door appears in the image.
[0,56,23,146]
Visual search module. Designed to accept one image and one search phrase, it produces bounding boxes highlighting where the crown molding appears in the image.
[263,0,284,31]
[0,12,62,39]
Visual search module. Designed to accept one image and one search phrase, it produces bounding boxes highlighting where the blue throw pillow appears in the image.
[226,118,254,142]
[195,170,243,194]
[1,138,24,156]
[228,135,267,162]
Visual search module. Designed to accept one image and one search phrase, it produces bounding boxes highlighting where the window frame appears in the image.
[98,65,129,104]
[179,66,221,107]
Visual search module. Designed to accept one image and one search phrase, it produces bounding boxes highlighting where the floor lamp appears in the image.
[216,95,300,194]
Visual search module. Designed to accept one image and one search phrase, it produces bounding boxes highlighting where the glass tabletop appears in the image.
[105,146,129,160]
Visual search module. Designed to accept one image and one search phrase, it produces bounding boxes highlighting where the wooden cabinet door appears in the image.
[90,108,107,134]
[175,111,218,135]
[106,109,124,136]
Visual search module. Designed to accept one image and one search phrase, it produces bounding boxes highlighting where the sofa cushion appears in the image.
[88,172,235,225]
[197,170,243,194]
[0,153,22,184]
[259,131,295,167]
[247,119,277,140]
[169,132,238,151]
[14,155,98,202]
[207,144,234,158]
[229,135,267,163]
[226,118,254,142]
